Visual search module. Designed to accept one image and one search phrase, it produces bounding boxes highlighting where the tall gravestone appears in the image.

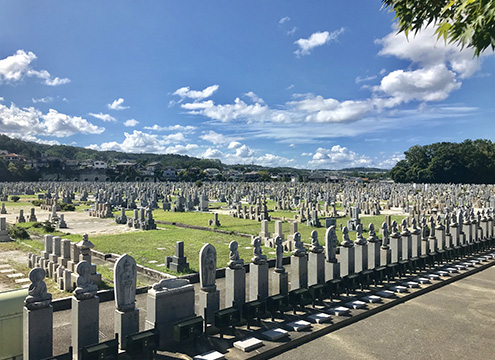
[367,223,381,269]
[249,237,268,301]
[339,227,355,277]
[308,230,325,286]
[325,226,340,280]
[114,254,139,350]
[72,261,99,359]
[225,241,246,309]
[198,243,219,324]
[273,236,289,295]
[354,224,368,273]
[290,232,308,290]
[23,267,53,360]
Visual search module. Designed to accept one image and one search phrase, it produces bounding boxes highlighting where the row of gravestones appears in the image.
[27,234,101,293]
[22,206,495,359]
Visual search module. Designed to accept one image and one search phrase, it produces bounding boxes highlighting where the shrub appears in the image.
[8,225,30,240]
[33,221,55,233]
[31,199,44,206]
[60,203,75,211]
[10,195,20,202]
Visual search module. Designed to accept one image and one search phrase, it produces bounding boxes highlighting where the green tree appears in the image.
[382,0,495,55]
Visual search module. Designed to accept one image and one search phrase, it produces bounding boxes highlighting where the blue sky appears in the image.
[1,1,494,170]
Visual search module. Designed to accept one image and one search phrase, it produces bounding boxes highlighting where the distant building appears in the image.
[162,166,177,180]
[244,171,260,181]
[93,161,108,169]
[0,153,25,163]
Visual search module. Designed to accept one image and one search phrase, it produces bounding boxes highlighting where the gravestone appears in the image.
[273,236,288,295]
[166,241,190,273]
[249,237,268,301]
[291,232,308,290]
[114,254,139,350]
[225,241,246,309]
[339,226,355,277]
[308,230,325,286]
[198,243,219,324]
[325,226,340,280]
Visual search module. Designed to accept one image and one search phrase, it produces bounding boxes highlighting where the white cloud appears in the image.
[0,50,70,86]
[89,112,117,122]
[279,16,290,24]
[183,97,268,122]
[200,130,240,144]
[355,75,377,84]
[235,144,253,158]
[228,141,242,149]
[377,153,405,169]
[0,103,104,139]
[308,146,372,169]
[294,28,344,56]
[108,98,129,110]
[244,91,265,104]
[173,85,219,100]
[124,119,139,127]
[287,27,298,36]
[0,97,3,102]
[375,65,461,103]
[144,124,196,133]
[203,148,224,159]
[165,144,199,154]
[32,97,54,103]
[92,130,185,153]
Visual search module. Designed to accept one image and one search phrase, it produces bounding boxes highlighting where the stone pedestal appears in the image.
[145,279,195,350]
[324,261,340,281]
[380,247,391,266]
[198,289,220,324]
[401,234,411,260]
[411,232,421,258]
[249,263,269,301]
[72,296,99,360]
[115,308,139,350]
[354,244,368,273]
[308,252,325,286]
[339,246,355,277]
[23,306,53,360]
[274,271,289,295]
[428,236,438,255]
[290,255,308,290]
[390,236,402,263]
[225,268,246,309]
[367,242,381,270]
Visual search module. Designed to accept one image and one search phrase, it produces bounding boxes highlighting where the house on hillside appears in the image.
[162,166,177,180]
[0,153,26,163]
[244,171,260,181]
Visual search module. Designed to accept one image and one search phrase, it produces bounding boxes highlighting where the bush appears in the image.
[8,225,30,240]
[60,203,75,211]
[32,221,55,233]
[10,195,20,202]
[31,199,44,206]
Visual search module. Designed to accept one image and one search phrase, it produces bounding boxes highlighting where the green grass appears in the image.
[60,225,285,274]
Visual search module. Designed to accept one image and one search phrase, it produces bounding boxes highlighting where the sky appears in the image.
[1,1,495,170]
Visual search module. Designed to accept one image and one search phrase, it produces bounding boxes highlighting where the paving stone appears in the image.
[7,273,24,278]
[327,306,350,316]
[376,290,395,298]
[233,337,263,352]
[262,328,289,341]
[14,278,30,284]
[0,264,11,269]
[413,277,430,284]
[307,312,332,324]
[361,295,382,303]
[389,285,408,293]
[286,320,311,332]
[434,270,449,277]
[345,300,367,309]
[0,268,14,273]
[193,350,225,360]
[402,281,420,288]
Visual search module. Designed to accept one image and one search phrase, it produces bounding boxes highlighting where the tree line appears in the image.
[390,140,495,184]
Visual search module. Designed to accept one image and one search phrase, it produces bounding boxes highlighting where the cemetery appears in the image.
[0,180,495,359]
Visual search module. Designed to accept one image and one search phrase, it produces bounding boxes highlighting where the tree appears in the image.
[382,0,495,55]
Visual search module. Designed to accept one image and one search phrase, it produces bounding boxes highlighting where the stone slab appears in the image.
[389,285,408,293]
[402,281,420,288]
[345,300,367,309]
[413,277,431,284]
[361,295,382,303]
[328,306,350,316]
[443,267,459,273]
[233,337,264,352]
[14,278,30,284]
[7,273,24,278]
[286,320,312,332]
[194,350,225,360]
[376,290,395,298]
[434,270,450,277]
[426,273,441,280]
[307,312,332,324]
[262,328,289,341]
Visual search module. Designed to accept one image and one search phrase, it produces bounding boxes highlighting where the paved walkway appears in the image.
[273,265,495,360]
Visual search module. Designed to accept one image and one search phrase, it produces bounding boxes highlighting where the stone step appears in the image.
[7,273,25,278]
[0,268,14,274]
[14,278,30,284]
